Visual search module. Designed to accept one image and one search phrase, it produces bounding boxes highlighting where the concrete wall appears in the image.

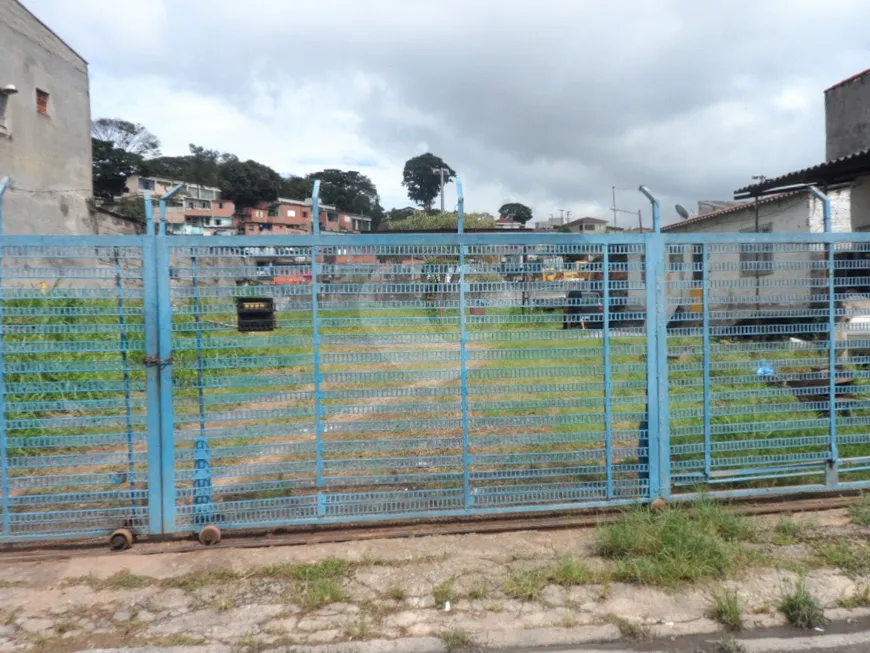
[826,73,870,160]
[849,175,870,231]
[0,0,92,235]
[807,186,852,233]
[658,194,824,320]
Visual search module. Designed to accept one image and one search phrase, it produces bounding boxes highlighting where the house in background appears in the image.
[731,68,870,232]
[238,198,312,235]
[0,0,92,235]
[122,175,235,235]
[563,216,623,233]
[238,198,373,235]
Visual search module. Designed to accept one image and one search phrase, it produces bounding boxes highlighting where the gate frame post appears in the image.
[0,177,11,537]
[808,185,839,486]
[456,178,472,510]
[639,186,671,501]
[155,184,184,534]
[142,192,165,534]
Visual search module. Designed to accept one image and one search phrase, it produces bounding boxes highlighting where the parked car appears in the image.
[563,290,604,329]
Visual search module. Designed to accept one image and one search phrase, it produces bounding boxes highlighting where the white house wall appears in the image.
[657,195,824,322]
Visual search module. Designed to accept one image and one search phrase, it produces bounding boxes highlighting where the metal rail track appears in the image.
[0,492,860,563]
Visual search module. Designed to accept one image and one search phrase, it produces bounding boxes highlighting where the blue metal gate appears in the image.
[2,179,870,543]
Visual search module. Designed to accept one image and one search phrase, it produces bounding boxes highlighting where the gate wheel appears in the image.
[109,528,134,551]
[198,524,221,546]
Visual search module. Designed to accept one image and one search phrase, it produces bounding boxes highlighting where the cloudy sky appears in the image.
[23,0,870,226]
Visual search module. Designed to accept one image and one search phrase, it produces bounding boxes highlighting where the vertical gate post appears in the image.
[809,186,838,485]
[639,186,670,501]
[142,192,165,534]
[702,243,712,481]
[155,184,183,534]
[456,178,471,510]
[602,245,613,499]
[0,177,11,537]
[310,181,325,513]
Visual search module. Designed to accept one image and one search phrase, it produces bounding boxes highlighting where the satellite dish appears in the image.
[675,204,690,220]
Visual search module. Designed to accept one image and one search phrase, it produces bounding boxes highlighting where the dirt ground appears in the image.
[1,509,870,653]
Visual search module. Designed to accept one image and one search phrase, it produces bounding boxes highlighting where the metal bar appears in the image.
[809,185,838,485]
[142,193,163,534]
[190,253,213,525]
[638,185,661,234]
[156,196,178,532]
[602,245,613,499]
[0,177,10,536]
[311,181,325,505]
[113,248,136,499]
[457,176,465,234]
[644,233,661,500]
[702,243,712,480]
[6,231,870,248]
[459,244,471,510]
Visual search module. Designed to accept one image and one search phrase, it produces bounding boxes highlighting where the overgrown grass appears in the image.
[79,570,152,591]
[433,580,455,609]
[709,589,742,631]
[773,516,806,545]
[439,628,476,652]
[595,502,754,586]
[849,494,870,526]
[838,586,870,609]
[813,539,870,578]
[503,568,548,602]
[779,580,826,629]
[712,634,747,653]
[503,556,609,602]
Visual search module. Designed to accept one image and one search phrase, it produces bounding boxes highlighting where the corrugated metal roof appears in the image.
[826,68,870,93]
[733,147,870,197]
[662,191,804,231]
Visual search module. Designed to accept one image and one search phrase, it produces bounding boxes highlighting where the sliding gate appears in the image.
[3,188,870,543]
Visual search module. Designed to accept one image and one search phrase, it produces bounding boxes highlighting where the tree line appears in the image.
[91,118,534,230]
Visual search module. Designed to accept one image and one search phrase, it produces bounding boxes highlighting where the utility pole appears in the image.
[432,168,450,212]
[612,186,618,229]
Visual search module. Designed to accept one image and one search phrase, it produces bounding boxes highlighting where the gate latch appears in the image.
[144,355,173,368]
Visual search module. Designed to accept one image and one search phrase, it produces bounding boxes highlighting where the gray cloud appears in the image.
[24,0,870,223]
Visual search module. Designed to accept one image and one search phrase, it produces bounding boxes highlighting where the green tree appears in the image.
[218,159,282,209]
[91,118,160,157]
[402,153,455,211]
[498,202,533,224]
[383,210,496,231]
[91,138,142,198]
[281,175,310,200]
[283,169,386,229]
[140,144,236,187]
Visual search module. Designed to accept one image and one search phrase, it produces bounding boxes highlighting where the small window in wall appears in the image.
[740,223,774,276]
[583,223,595,231]
[287,209,296,217]
[36,89,49,115]
[138,178,155,191]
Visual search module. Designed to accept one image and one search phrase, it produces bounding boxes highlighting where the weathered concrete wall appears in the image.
[826,74,870,161]
[849,175,870,231]
[0,0,92,235]
[807,186,852,233]
[92,208,145,235]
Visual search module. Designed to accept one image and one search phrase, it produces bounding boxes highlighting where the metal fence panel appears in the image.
[4,224,870,544]
[159,237,654,532]
[0,235,161,542]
